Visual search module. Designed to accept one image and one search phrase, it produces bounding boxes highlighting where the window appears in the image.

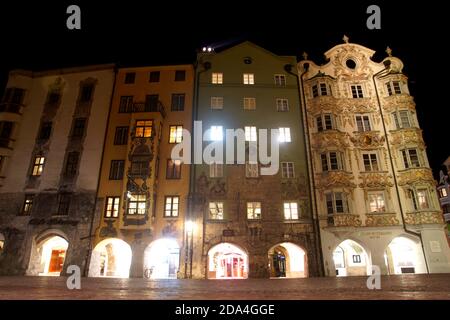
[368,191,386,213]
[284,202,299,220]
[212,73,223,84]
[171,94,185,111]
[247,202,261,219]
[149,71,160,83]
[164,196,179,217]
[47,91,61,105]
[209,126,223,141]
[416,189,429,210]
[276,98,289,112]
[145,94,159,112]
[386,81,402,96]
[210,97,224,110]
[118,96,133,113]
[109,160,124,180]
[22,194,34,215]
[2,87,25,105]
[316,114,334,131]
[281,162,295,178]
[64,152,79,177]
[114,126,129,145]
[38,122,52,140]
[243,97,256,110]
[246,162,259,178]
[245,126,257,142]
[401,149,421,168]
[353,255,362,263]
[243,73,254,85]
[312,83,330,97]
[166,159,181,179]
[355,115,371,132]
[274,74,286,86]
[80,84,94,102]
[0,121,13,147]
[439,188,448,198]
[130,159,149,176]
[105,197,120,218]
[124,72,136,84]
[209,202,224,220]
[175,70,186,81]
[135,120,153,138]
[321,152,344,171]
[169,125,183,143]
[326,192,348,214]
[127,194,146,215]
[392,110,412,129]
[210,163,223,178]
[32,156,45,176]
[72,118,86,138]
[351,85,364,98]
[362,153,379,171]
[278,128,291,142]
[57,194,71,216]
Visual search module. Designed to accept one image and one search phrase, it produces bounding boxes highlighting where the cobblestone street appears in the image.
[0,274,449,300]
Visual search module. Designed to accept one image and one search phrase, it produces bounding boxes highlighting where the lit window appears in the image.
[245,126,257,142]
[281,162,295,178]
[392,110,412,129]
[243,73,254,85]
[210,163,223,178]
[247,202,261,219]
[326,192,348,214]
[169,125,183,143]
[278,127,291,142]
[274,74,286,86]
[243,97,256,110]
[416,189,429,210]
[276,98,289,111]
[355,115,371,132]
[368,192,386,213]
[211,97,224,109]
[135,120,153,138]
[210,126,223,141]
[105,197,120,218]
[212,73,223,84]
[284,202,299,220]
[351,85,364,98]
[401,149,421,168]
[316,114,334,131]
[22,194,34,215]
[386,81,402,96]
[164,196,179,217]
[245,162,259,178]
[363,153,379,171]
[321,152,344,171]
[209,202,224,220]
[439,188,448,198]
[127,194,146,215]
[32,156,45,176]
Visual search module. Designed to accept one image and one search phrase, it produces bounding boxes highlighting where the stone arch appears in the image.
[207,242,249,279]
[88,238,132,278]
[384,235,427,274]
[143,238,180,279]
[332,239,371,276]
[268,242,308,278]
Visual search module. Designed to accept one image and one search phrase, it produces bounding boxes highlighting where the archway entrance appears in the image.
[268,242,307,278]
[143,238,180,279]
[385,237,426,274]
[88,238,132,278]
[207,243,248,279]
[333,240,370,277]
[33,236,68,276]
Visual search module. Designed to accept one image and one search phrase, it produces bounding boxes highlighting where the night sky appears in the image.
[0,1,447,176]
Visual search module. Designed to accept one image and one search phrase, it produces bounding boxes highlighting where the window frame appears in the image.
[212,73,223,84]
[164,196,180,217]
[355,114,372,132]
[127,193,147,215]
[209,201,224,220]
[105,196,120,218]
[166,159,182,179]
[350,84,364,98]
[281,162,295,178]
[283,202,299,220]
[31,156,45,176]
[247,202,262,220]
[169,125,183,144]
[243,73,255,85]
[109,160,125,180]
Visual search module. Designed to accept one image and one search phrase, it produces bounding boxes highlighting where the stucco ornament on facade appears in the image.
[331,213,362,227]
[405,211,444,225]
[350,131,386,148]
[312,131,350,151]
[390,128,425,148]
[365,213,399,227]
[397,168,435,186]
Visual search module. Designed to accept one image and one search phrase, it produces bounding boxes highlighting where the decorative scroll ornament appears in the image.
[312,131,350,151]
[332,214,362,227]
[316,171,356,189]
[397,169,434,186]
[350,131,385,148]
[358,173,394,189]
[405,212,444,225]
[365,214,399,227]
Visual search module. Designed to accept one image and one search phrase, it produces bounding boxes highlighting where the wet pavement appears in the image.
[0,274,449,300]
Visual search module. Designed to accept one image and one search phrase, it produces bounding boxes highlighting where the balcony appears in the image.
[397,168,434,187]
[350,130,385,149]
[365,212,399,227]
[312,130,349,150]
[382,94,415,113]
[327,213,362,227]
[405,211,443,225]
[132,101,166,118]
[389,127,424,148]
[0,102,23,114]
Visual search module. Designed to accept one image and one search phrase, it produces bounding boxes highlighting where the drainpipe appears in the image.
[286,63,325,277]
[83,65,118,277]
[372,60,430,274]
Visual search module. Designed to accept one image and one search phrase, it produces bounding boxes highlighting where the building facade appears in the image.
[298,38,450,276]
[437,156,450,241]
[88,65,194,279]
[0,65,115,275]
[189,42,320,279]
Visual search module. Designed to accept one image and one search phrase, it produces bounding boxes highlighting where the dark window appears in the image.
[171,94,185,111]
[149,71,160,83]
[0,121,13,148]
[312,85,319,98]
[72,118,86,138]
[351,85,364,98]
[57,194,71,216]
[80,84,94,102]
[125,72,136,84]
[130,159,149,176]
[22,194,34,215]
[166,159,181,179]
[3,88,25,104]
[145,95,159,112]
[114,126,129,145]
[109,160,125,180]
[47,91,61,105]
[38,122,52,140]
[119,96,134,113]
[175,70,186,81]
[65,152,79,177]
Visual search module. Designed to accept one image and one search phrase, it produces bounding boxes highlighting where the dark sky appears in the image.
[0,1,447,176]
